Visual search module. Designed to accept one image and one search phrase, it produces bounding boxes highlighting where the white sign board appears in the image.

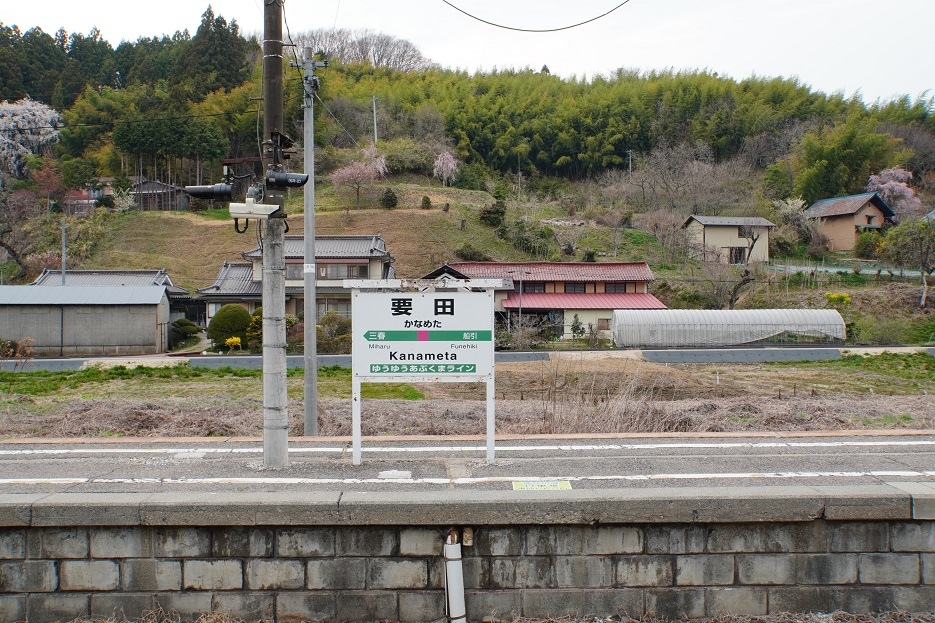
[349,288,497,466]
[352,291,494,379]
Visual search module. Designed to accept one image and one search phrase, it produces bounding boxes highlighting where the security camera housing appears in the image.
[229,197,282,220]
[184,183,233,201]
[265,170,309,189]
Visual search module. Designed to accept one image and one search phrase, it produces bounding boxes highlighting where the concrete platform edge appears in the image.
[0,483,922,527]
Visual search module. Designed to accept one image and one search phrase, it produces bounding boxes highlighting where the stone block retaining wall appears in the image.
[1,521,934,622]
[0,486,933,622]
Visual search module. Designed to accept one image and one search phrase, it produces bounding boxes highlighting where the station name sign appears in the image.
[352,291,494,378]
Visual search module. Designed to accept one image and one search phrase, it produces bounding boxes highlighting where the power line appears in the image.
[440,0,633,33]
[314,92,361,149]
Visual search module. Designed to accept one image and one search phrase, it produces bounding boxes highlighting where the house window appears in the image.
[604,283,629,293]
[522,282,545,293]
[285,264,304,280]
[565,283,586,293]
[866,215,875,225]
[317,299,352,320]
[318,264,368,279]
[729,247,747,264]
[597,318,610,331]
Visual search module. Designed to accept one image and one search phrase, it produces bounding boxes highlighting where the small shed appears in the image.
[0,285,170,356]
[682,216,775,264]
[31,268,201,325]
[131,179,189,211]
[611,309,846,348]
[804,192,896,251]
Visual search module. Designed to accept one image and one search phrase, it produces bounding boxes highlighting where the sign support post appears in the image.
[352,376,362,465]
[486,377,495,464]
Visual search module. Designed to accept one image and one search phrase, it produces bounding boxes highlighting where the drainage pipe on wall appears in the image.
[444,529,466,623]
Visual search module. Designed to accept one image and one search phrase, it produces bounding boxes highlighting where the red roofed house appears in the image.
[423,261,665,341]
[804,192,896,251]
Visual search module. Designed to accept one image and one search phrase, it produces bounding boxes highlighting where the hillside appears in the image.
[90,212,251,293]
[65,184,931,348]
[81,179,671,290]
[83,191,510,290]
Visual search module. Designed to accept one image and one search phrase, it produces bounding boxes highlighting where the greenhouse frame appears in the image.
[611,309,846,348]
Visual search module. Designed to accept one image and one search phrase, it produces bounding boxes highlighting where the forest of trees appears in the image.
[2,6,934,283]
[4,7,934,188]
[3,9,933,193]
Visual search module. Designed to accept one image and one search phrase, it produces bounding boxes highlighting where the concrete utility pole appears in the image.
[372,95,378,144]
[261,0,289,467]
[298,49,327,436]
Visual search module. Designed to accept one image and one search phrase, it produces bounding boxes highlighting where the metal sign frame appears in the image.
[347,280,500,465]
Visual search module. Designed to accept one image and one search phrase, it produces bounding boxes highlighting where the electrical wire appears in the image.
[440,0,633,33]
[332,0,342,30]
[314,92,361,150]
[255,95,263,170]
[282,9,374,153]
[282,0,312,105]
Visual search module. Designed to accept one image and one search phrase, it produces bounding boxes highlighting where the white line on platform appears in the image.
[2,470,935,487]
[0,439,933,458]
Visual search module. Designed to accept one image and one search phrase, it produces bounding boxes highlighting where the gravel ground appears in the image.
[57,608,935,623]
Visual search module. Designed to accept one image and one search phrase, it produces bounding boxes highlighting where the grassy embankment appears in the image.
[2,353,933,403]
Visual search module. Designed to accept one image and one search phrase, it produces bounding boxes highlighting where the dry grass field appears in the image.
[45,604,935,623]
[2,352,933,439]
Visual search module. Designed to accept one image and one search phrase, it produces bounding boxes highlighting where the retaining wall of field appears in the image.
[1,486,934,622]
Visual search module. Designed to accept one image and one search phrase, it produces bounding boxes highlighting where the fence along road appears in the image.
[12,346,935,372]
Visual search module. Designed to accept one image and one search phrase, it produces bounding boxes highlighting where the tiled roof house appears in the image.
[198,235,394,322]
[423,261,665,340]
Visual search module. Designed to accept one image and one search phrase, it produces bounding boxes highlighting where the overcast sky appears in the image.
[4,0,933,104]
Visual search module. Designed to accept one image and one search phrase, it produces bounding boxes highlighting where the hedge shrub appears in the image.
[207,304,251,348]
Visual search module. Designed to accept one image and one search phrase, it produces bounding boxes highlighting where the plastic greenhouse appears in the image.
[611,309,846,348]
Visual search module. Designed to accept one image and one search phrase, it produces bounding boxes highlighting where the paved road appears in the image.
[3,432,933,496]
[16,347,935,372]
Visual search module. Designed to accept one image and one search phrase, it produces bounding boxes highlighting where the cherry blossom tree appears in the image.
[332,145,388,213]
[0,98,60,179]
[433,150,459,187]
[363,143,387,177]
[866,167,923,219]
[0,101,60,279]
[0,187,38,278]
[331,161,378,213]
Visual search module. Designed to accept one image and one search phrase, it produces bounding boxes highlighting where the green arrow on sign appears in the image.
[363,330,492,341]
